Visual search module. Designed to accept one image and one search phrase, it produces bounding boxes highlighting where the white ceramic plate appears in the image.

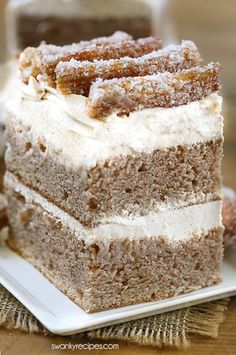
[0,229,235,336]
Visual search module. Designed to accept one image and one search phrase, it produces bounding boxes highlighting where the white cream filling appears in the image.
[7,172,222,244]
[8,77,223,169]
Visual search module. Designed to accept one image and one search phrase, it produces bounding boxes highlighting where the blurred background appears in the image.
[0,0,235,188]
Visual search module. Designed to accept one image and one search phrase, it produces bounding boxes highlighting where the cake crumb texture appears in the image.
[5,178,223,313]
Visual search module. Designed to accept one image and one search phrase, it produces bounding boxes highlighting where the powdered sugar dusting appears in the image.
[87,62,222,118]
[19,31,133,83]
[40,31,133,63]
[56,40,202,95]
[19,33,222,120]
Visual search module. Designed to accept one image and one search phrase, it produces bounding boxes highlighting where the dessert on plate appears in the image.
[4,32,224,312]
[6,0,155,50]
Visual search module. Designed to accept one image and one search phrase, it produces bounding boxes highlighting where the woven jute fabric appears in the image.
[0,284,229,349]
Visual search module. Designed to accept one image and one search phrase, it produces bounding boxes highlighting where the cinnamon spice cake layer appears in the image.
[5,93,223,226]
[5,172,223,313]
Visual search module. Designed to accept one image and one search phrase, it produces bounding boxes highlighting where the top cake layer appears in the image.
[9,90,223,170]
[12,32,224,170]
[5,33,223,225]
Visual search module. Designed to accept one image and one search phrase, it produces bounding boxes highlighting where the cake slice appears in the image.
[4,35,224,312]
[7,0,154,49]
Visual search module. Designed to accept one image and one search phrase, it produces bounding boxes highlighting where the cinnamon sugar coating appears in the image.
[18,34,222,119]
[19,34,162,85]
[56,40,201,95]
[87,62,222,118]
[19,31,132,83]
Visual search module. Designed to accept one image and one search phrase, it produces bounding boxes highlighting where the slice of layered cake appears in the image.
[4,33,224,312]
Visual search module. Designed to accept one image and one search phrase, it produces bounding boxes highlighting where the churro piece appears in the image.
[20,37,162,86]
[87,62,222,118]
[19,31,133,83]
[48,37,162,86]
[56,40,201,95]
[223,187,236,247]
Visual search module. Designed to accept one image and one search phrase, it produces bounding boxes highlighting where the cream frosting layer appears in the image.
[8,85,223,169]
[6,172,223,244]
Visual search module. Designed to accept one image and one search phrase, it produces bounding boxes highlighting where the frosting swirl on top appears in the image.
[20,76,104,129]
[20,76,45,101]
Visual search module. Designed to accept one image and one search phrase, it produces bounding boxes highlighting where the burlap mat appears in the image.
[0,284,229,349]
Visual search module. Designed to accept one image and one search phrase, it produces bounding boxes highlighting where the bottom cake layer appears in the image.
[5,173,224,313]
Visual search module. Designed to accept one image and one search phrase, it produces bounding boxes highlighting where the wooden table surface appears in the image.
[0,296,235,355]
